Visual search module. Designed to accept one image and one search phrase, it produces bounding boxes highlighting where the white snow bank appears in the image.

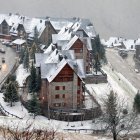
[86,65,137,110]
[16,64,30,87]
[0,93,29,118]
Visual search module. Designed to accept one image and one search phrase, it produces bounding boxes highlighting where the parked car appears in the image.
[0,48,5,53]
[2,40,11,46]
[118,49,128,58]
[2,57,5,63]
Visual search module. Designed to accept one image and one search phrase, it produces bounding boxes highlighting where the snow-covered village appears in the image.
[0,1,140,140]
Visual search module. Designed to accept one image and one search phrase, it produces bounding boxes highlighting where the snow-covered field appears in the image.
[86,64,137,110]
[16,64,30,87]
[0,63,139,139]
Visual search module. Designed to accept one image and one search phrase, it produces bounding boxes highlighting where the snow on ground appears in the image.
[16,64,30,87]
[86,64,137,109]
[0,63,138,139]
[0,93,29,118]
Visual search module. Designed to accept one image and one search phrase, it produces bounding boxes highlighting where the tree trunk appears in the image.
[10,101,12,107]
[33,114,35,119]
[113,132,117,140]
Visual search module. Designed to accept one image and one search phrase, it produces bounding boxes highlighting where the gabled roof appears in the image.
[60,50,75,60]
[123,39,136,50]
[82,37,92,51]
[52,33,71,44]
[41,58,67,82]
[136,38,140,46]
[62,35,80,50]
[41,57,85,83]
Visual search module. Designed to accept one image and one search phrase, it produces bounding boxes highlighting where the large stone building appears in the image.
[35,49,85,110]
[0,13,101,117]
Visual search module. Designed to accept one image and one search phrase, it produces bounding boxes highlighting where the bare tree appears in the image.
[98,90,138,140]
[0,120,60,140]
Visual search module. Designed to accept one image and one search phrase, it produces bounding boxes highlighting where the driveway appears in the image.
[106,48,140,90]
[0,42,17,85]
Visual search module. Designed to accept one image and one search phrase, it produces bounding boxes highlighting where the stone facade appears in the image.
[39,21,57,46]
[40,64,83,110]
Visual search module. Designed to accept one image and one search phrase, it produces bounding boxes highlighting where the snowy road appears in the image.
[0,43,17,85]
[106,48,140,90]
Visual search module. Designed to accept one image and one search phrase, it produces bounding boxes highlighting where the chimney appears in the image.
[9,13,12,16]
[59,54,63,61]
[73,63,78,73]
[54,43,57,49]
[45,20,49,26]
[56,50,58,54]
[64,55,67,59]
[52,45,55,51]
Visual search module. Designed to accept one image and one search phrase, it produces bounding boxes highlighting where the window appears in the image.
[55,86,59,90]
[55,94,60,99]
[62,103,66,107]
[77,90,80,94]
[62,94,65,98]
[63,86,65,90]
[54,103,61,107]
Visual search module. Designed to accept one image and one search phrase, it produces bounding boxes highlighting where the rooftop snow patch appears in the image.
[12,39,26,45]
[16,64,30,87]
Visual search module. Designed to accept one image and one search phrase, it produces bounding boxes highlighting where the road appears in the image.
[0,43,17,86]
[106,48,140,90]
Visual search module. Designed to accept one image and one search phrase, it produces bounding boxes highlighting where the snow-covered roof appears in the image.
[104,37,124,48]
[0,14,7,24]
[12,39,26,45]
[68,59,85,78]
[62,35,79,50]
[41,57,85,82]
[41,58,67,82]
[60,50,75,60]
[83,37,92,51]
[123,39,136,50]
[136,38,140,46]
[52,33,71,44]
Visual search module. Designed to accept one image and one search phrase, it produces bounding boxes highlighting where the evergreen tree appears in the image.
[3,82,19,107]
[133,91,140,113]
[34,26,39,44]
[94,53,101,74]
[36,72,41,92]
[28,63,37,93]
[28,94,41,119]
[23,48,29,71]
[91,35,107,64]
[30,43,37,60]
[19,47,25,64]
[104,91,119,140]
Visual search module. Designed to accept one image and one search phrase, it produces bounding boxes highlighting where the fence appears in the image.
[64,128,106,134]
[0,61,19,90]
[0,103,22,119]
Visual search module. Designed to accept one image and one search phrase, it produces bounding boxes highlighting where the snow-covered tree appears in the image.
[19,47,25,64]
[30,43,37,60]
[28,94,41,119]
[28,63,37,93]
[3,81,19,107]
[94,53,101,74]
[100,90,137,140]
[36,72,41,92]
[34,26,39,44]
[133,90,140,113]
[23,48,29,71]
[91,35,107,64]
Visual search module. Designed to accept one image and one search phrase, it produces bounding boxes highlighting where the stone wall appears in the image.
[85,71,107,84]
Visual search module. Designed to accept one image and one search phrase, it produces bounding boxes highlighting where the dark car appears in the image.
[2,57,5,63]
